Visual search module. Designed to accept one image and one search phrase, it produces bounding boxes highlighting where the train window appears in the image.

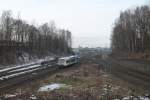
[59,59,65,63]
[66,60,70,63]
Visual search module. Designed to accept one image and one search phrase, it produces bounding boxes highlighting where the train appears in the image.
[0,55,80,88]
[58,55,80,67]
[40,55,80,67]
[40,58,58,66]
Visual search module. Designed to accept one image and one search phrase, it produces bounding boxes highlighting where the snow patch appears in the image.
[5,94,16,98]
[38,83,69,92]
[30,95,37,100]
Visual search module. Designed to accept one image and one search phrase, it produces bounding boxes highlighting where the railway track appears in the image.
[0,63,39,77]
[0,55,79,92]
[96,58,150,90]
[0,60,58,91]
[1,55,150,92]
[74,56,150,90]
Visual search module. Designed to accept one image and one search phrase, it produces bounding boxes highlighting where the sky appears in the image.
[0,0,147,48]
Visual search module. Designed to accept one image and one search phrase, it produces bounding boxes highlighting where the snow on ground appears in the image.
[122,96,150,100]
[9,64,41,73]
[0,57,54,73]
[0,68,40,80]
[38,83,69,92]
[0,61,39,73]
[5,94,16,98]
[30,95,37,100]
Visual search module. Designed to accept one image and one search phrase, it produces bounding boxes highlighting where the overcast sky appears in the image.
[0,0,146,48]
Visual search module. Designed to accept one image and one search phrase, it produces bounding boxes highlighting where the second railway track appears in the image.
[94,57,150,90]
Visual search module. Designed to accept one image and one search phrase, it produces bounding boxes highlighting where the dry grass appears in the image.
[1,63,141,100]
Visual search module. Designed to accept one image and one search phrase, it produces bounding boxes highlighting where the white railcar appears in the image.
[58,55,79,67]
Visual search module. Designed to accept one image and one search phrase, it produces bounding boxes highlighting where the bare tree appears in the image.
[111,5,150,53]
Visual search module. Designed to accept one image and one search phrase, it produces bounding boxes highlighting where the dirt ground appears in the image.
[1,61,149,100]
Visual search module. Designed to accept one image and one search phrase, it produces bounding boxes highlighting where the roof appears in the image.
[59,56,75,60]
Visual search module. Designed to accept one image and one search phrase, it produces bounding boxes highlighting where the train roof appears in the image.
[59,56,75,60]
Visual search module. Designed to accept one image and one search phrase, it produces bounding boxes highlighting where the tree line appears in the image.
[0,10,72,64]
[111,5,150,53]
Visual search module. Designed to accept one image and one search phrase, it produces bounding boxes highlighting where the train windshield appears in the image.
[58,59,65,64]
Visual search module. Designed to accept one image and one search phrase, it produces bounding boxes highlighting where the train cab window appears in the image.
[59,59,65,63]
[66,60,70,63]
